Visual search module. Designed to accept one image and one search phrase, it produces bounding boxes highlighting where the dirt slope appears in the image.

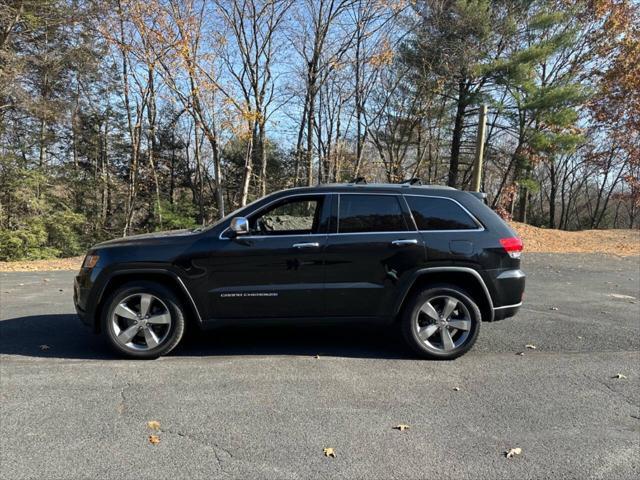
[509,222,640,256]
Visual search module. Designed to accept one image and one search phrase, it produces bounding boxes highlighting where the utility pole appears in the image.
[472,104,488,192]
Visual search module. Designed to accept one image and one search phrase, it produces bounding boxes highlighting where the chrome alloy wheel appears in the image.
[111,293,172,351]
[414,295,472,352]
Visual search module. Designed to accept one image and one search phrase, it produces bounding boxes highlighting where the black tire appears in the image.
[401,284,481,360]
[101,281,186,359]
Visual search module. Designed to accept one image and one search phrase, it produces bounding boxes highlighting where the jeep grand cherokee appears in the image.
[74,183,525,359]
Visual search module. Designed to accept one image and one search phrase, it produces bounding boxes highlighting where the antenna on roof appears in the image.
[349,177,367,184]
[400,178,422,185]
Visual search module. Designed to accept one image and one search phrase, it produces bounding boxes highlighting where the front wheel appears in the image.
[401,284,481,360]
[101,282,186,359]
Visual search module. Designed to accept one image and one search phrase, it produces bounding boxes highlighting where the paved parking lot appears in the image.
[1,253,639,479]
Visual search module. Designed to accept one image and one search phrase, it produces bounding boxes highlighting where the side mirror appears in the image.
[229,217,250,237]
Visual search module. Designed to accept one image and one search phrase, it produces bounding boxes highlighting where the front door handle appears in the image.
[391,239,419,247]
[292,242,320,249]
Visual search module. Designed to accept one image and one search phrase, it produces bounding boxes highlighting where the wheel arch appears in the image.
[94,269,202,333]
[394,267,494,322]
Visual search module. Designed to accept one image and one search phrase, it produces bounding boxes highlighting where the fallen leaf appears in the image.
[516,352,525,356]
[505,447,522,458]
[452,387,460,391]
[394,424,410,431]
[612,373,627,379]
[43,278,50,282]
[148,435,160,445]
[609,293,635,300]
[549,306,558,311]
[39,345,50,351]
[525,344,537,350]
[147,420,161,430]
[323,447,336,458]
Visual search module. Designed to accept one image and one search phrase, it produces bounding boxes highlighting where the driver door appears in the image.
[208,194,330,319]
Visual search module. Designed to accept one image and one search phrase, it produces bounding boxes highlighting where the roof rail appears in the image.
[349,177,367,185]
[400,178,422,186]
[468,191,487,204]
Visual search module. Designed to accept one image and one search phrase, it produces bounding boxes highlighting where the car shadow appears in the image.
[0,314,412,360]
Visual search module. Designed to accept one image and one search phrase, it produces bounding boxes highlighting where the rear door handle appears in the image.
[391,239,419,247]
[292,242,320,249]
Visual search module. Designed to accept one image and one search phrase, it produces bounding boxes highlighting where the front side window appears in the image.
[338,194,407,233]
[249,196,322,235]
[405,196,480,231]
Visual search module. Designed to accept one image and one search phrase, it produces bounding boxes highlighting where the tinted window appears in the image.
[250,197,322,235]
[406,196,479,230]
[338,195,407,233]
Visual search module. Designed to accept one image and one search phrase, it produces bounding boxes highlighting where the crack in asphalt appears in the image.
[581,373,639,409]
[160,427,234,476]
[116,381,132,415]
[112,380,234,476]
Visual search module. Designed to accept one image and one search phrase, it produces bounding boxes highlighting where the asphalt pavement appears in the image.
[0,253,639,479]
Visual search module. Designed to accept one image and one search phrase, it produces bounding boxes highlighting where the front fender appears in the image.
[88,266,203,331]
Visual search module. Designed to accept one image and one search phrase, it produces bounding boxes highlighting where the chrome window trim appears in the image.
[219,193,329,240]
[403,194,485,232]
[220,190,485,239]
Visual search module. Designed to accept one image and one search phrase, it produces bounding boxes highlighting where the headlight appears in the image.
[82,254,99,269]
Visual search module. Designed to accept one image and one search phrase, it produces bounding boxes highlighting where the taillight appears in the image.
[500,237,523,259]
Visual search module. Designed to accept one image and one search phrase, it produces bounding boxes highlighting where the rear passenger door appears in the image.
[323,193,425,318]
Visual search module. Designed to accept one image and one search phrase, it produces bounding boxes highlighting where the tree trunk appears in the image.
[239,125,254,207]
[549,162,557,228]
[448,81,467,188]
[258,121,267,197]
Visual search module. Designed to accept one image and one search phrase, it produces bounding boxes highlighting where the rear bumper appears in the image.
[484,268,525,321]
[493,302,522,321]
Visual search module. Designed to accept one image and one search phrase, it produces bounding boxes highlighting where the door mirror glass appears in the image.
[230,217,250,236]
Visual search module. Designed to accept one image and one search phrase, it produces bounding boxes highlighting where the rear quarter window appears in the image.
[405,196,480,231]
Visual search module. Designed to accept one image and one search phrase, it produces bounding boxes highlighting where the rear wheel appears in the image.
[101,282,185,359]
[401,284,481,360]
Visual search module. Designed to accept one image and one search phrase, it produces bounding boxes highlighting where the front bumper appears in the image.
[74,274,94,329]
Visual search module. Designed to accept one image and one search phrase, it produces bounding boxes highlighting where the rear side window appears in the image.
[405,196,479,231]
[338,194,407,233]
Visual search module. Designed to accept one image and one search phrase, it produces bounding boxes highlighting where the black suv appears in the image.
[74,183,525,359]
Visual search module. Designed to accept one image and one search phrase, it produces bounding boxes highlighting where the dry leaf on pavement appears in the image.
[609,293,635,300]
[525,344,537,350]
[147,420,161,430]
[323,447,336,458]
[394,424,410,431]
[453,387,460,391]
[612,373,627,379]
[505,447,522,458]
[148,435,160,445]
